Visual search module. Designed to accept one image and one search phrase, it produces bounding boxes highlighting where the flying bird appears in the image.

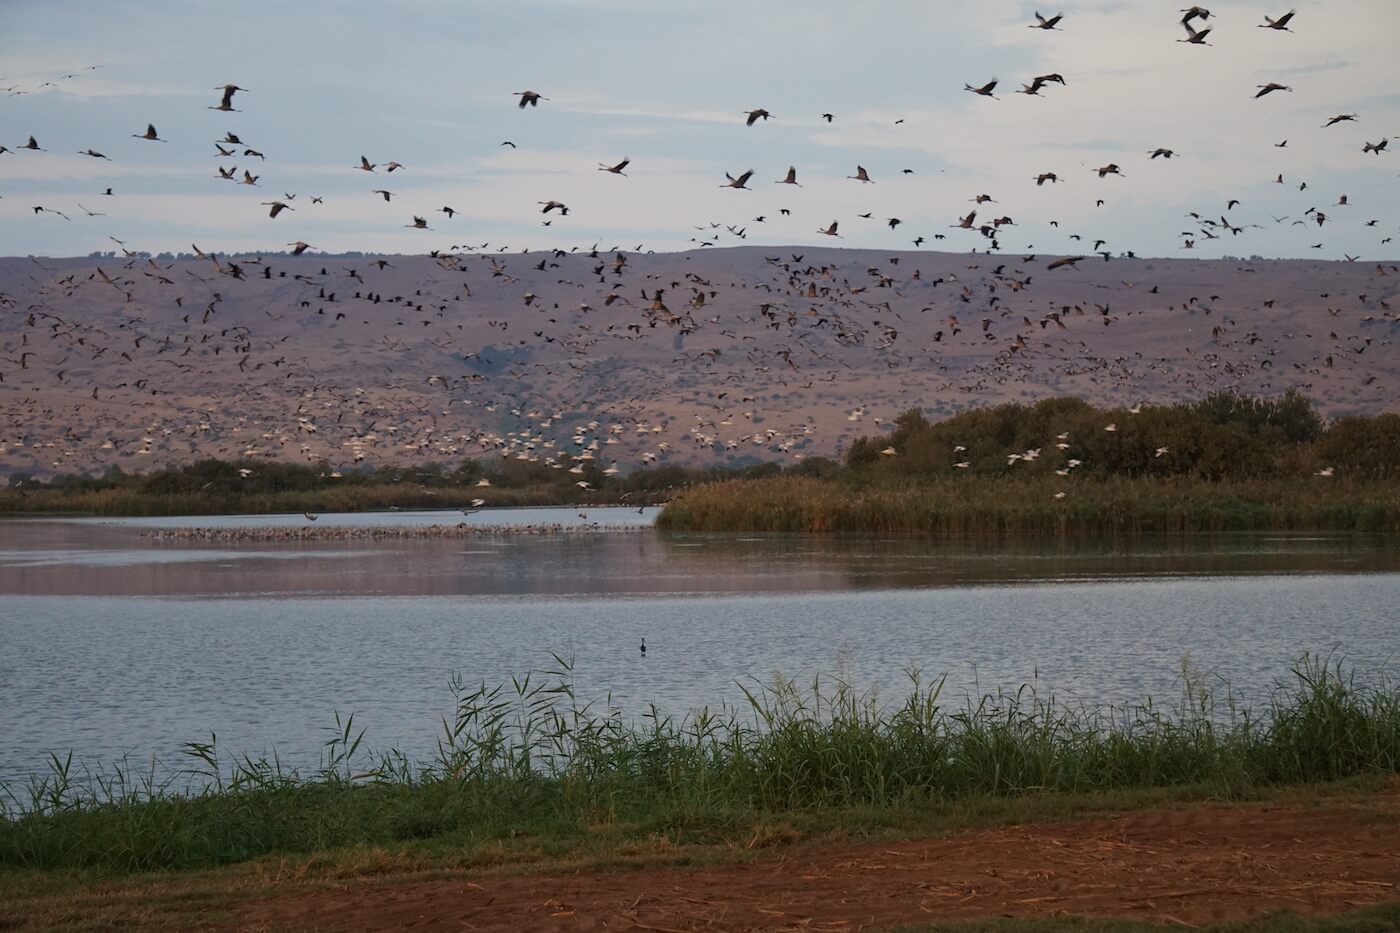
[964,79,999,98]
[722,170,755,189]
[598,157,630,175]
[776,166,801,186]
[1178,22,1212,44]
[1030,11,1063,29]
[1020,73,1067,95]
[261,201,293,218]
[210,84,246,111]
[1255,83,1292,98]
[132,123,165,141]
[1260,9,1296,31]
[744,108,771,126]
[848,165,873,183]
[515,90,547,108]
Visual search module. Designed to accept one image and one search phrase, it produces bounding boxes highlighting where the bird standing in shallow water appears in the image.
[640,637,647,656]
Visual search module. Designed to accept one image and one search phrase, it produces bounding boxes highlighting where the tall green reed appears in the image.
[2,654,1397,873]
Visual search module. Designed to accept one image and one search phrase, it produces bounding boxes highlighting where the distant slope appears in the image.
[1,247,1396,477]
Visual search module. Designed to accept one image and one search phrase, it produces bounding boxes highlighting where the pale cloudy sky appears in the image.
[2,0,1398,260]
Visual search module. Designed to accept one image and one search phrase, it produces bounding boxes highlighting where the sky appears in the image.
[2,0,1399,261]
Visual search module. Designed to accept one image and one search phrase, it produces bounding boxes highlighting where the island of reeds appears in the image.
[658,391,1400,534]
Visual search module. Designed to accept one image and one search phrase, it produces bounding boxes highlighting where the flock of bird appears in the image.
[1,8,1397,485]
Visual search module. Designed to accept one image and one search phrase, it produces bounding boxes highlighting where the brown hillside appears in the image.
[1,247,1396,477]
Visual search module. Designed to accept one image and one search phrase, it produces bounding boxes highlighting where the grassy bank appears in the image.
[0,480,609,517]
[0,457,782,516]
[656,475,1400,534]
[3,656,1398,875]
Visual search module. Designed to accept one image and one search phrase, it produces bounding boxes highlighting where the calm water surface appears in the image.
[2,507,1398,791]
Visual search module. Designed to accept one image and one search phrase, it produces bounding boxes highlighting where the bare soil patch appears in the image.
[231,798,1400,931]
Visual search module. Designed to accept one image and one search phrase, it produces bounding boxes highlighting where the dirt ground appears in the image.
[228,799,1400,932]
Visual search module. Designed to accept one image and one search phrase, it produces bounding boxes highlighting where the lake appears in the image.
[2,507,1399,793]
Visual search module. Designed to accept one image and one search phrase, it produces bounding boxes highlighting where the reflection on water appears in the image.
[1,509,1398,790]
[2,510,1399,598]
[36,505,660,531]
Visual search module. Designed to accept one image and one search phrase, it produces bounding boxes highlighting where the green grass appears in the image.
[656,475,1400,534]
[2,655,1398,877]
[0,481,616,517]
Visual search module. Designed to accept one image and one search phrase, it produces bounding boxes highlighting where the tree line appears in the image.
[845,391,1400,482]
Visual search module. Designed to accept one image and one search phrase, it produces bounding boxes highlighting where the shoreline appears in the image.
[140,521,653,541]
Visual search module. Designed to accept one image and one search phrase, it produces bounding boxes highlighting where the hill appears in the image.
[2,247,1396,478]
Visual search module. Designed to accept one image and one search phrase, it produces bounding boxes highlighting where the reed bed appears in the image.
[2,655,1397,874]
[0,482,608,517]
[656,476,1400,534]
